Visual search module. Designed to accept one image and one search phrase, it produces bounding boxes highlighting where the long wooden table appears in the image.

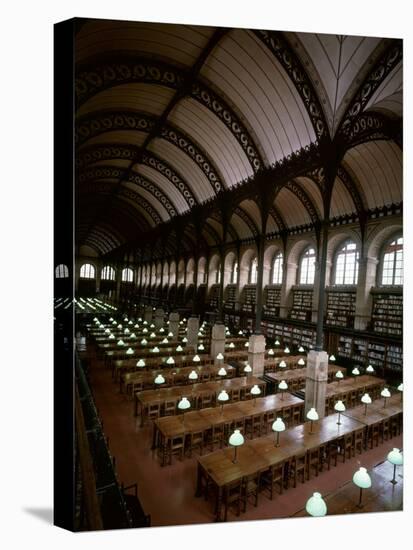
[111,353,215,381]
[265,365,341,389]
[196,413,365,521]
[121,363,236,393]
[134,376,266,424]
[323,375,385,414]
[153,393,304,466]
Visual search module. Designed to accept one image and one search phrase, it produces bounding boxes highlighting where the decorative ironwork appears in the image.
[336,165,367,217]
[76,58,263,172]
[342,111,401,150]
[118,187,162,225]
[128,172,176,217]
[337,40,402,138]
[76,145,197,207]
[254,30,328,140]
[233,206,259,237]
[76,110,223,193]
[268,206,287,232]
[279,180,320,224]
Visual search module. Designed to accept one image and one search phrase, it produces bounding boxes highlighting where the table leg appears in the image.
[215,487,223,522]
[195,464,203,497]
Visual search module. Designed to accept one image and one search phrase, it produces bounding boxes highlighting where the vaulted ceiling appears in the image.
[75,19,402,257]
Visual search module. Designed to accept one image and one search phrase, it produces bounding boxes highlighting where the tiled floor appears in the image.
[87,349,402,527]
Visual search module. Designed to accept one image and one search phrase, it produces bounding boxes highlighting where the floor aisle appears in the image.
[87,349,402,527]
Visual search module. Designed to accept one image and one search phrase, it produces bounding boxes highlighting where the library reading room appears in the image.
[55,18,403,530]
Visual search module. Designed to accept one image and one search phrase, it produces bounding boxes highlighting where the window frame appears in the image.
[55,264,69,279]
[79,263,96,279]
[332,240,360,286]
[379,234,403,287]
[122,267,134,283]
[231,261,238,284]
[101,265,116,281]
[298,247,316,285]
[250,257,258,284]
[271,251,283,285]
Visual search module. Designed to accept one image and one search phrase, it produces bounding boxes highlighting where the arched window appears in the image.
[216,264,221,284]
[272,252,283,284]
[55,264,69,278]
[122,267,134,282]
[382,236,403,285]
[334,241,359,285]
[250,257,258,284]
[101,265,115,281]
[232,262,238,284]
[80,263,95,279]
[299,248,316,285]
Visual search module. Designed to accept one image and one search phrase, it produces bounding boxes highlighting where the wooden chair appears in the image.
[381,419,390,443]
[209,423,225,451]
[369,422,381,449]
[282,406,292,428]
[199,394,213,409]
[390,415,401,438]
[168,435,185,465]
[231,388,241,403]
[260,463,284,499]
[200,371,210,383]
[292,405,302,426]
[163,400,176,416]
[287,452,307,488]
[240,472,260,512]
[187,430,204,457]
[307,448,320,479]
[327,439,339,469]
[264,410,276,434]
[339,433,354,462]
[245,413,263,439]
[354,428,365,454]
[147,402,161,422]
[223,479,243,521]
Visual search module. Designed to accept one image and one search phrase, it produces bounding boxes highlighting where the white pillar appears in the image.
[279,261,297,318]
[169,312,180,340]
[154,308,164,329]
[211,323,226,364]
[304,350,328,418]
[247,334,266,377]
[354,257,378,330]
[187,316,199,350]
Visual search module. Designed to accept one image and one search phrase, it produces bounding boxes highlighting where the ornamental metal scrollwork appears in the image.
[75,112,155,146]
[283,180,320,224]
[254,30,328,140]
[337,41,402,138]
[118,187,162,225]
[76,58,263,172]
[76,111,223,194]
[343,112,398,150]
[268,206,287,232]
[128,172,177,217]
[233,207,259,237]
[336,165,367,217]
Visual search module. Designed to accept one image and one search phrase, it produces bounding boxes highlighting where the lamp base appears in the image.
[389,479,398,485]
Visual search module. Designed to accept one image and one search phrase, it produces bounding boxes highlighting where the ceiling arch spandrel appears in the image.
[365,62,402,119]
[330,176,358,218]
[342,140,402,209]
[229,212,254,240]
[169,97,254,188]
[293,176,324,218]
[288,32,387,135]
[274,187,312,228]
[76,20,215,68]
[76,83,175,119]
[201,29,316,166]
[148,138,216,203]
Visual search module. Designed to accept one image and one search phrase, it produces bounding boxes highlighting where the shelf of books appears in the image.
[289,288,313,321]
[241,285,257,314]
[371,290,402,336]
[263,286,281,317]
[207,284,220,308]
[325,288,356,328]
[261,319,316,348]
[224,284,237,310]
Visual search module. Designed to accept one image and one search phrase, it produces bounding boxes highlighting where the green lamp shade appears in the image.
[298,358,305,366]
[136,359,145,367]
[166,356,175,365]
[154,374,165,385]
[176,345,183,352]
[306,492,327,517]
[268,349,274,356]
[353,467,371,489]
[381,388,391,398]
[188,370,198,381]
[361,393,372,404]
[272,418,286,432]
[279,360,287,368]
[251,385,261,396]
[334,400,346,412]
[126,347,134,355]
[152,346,160,353]
[217,390,229,403]
[218,367,227,376]
[193,354,201,362]
[243,364,252,374]
[117,340,125,346]
[178,397,191,411]
[284,347,290,354]
[229,429,244,447]
[335,370,344,379]
[306,408,319,421]
[366,365,375,373]
[387,448,403,466]
[352,367,360,375]
[141,338,148,345]
[278,380,288,391]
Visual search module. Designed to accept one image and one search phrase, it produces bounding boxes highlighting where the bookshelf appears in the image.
[224,284,237,310]
[263,286,281,317]
[325,288,356,328]
[242,285,257,314]
[371,291,402,336]
[208,284,220,309]
[289,288,313,321]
